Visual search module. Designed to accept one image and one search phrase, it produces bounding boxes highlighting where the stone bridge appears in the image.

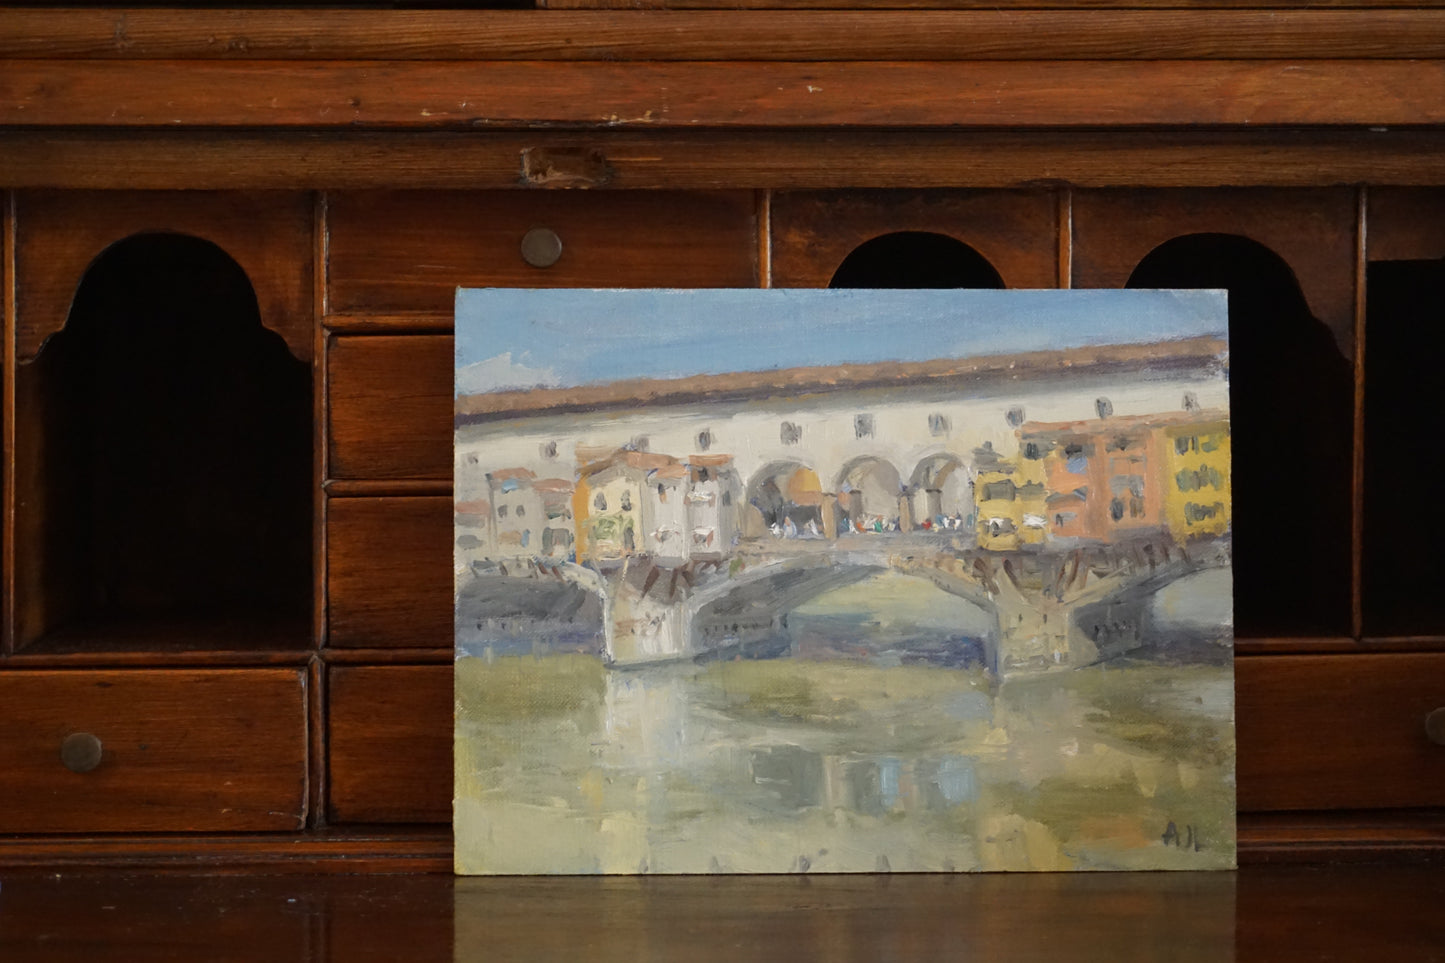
[465,532,1230,674]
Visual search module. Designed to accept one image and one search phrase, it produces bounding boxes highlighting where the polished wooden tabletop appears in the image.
[1,863,1441,962]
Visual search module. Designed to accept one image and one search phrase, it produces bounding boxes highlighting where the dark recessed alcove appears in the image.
[16,233,312,652]
[1127,233,1353,639]
[1362,258,1445,637]
[828,232,1006,289]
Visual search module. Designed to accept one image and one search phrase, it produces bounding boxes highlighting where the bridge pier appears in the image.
[992,585,1099,673]
[603,575,694,665]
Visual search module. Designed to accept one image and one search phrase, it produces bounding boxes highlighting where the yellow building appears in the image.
[1159,416,1231,540]
[974,444,1047,551]
[572,449,681,565]
[573,462,638,565]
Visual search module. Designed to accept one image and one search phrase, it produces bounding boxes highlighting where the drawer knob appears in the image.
[60,732,104,773]
[520,228,563,268]
[1428,708,1445,747]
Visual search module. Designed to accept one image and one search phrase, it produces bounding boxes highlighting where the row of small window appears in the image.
[497,504,575,520]
[1174,433,1223,455]
[595,491,633,513]
[781,398,1158,448]
[980,480,1046,502]
[593,487,735,513]
[522,409,954,459]
[515,396,1200,464]
[778,412,954,447]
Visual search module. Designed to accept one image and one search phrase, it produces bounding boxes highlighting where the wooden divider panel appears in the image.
[1071,188,1356,356]
[771,189,1059,288]
[1367,187,1445,263]
[13,191,313,363]
[1073,187,1358,640]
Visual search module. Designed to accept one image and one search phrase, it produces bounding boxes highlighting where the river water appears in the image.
[454,590,1236,874]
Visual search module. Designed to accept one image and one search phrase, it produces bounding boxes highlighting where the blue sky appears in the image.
[455,288,1226,395]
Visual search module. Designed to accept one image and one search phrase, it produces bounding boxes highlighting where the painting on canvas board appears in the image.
[454,289,1235,874]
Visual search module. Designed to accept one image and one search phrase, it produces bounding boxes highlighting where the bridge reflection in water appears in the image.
[453,562,1234,875]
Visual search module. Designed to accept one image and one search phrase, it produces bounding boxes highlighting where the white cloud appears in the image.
[456,353,561,395]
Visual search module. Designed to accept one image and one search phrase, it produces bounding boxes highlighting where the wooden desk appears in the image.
[2,9,1444,869]
[1,865,1442,962]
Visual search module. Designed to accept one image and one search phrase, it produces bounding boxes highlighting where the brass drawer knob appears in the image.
[1427,708,1445,747]
[60,732,104,773]
[520,228,563,268]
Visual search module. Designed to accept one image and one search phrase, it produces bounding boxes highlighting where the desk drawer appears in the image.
[328,665,452,824]
[0,669,308,833]
[328,334,452,480]
[326,190,757,316]
[326,496,452,649]
[1237,653,1445,812]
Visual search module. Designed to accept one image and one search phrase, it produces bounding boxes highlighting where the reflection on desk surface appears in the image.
[2,865,1443,962]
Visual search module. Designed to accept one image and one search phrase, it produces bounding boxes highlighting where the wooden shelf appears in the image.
[5,10,1445,61]
[0,864,1441,961]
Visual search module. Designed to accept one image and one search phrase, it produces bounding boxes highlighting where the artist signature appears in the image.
[1162,821,1202,851]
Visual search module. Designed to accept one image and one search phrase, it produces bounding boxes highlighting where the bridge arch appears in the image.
[688,553,1001,671]
[1065,536,1233,662]
[745,460,826,538]
[909,452,972,530]
[455,559,608,658]
[835,456,904,533]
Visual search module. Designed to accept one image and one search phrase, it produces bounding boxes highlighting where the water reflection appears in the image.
[455,643,1235,874]
[748,746,978,816]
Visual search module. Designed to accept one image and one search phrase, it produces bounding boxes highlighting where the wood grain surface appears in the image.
[1239,809,1445,862]
[7,129,1445,192]
[0,831,453,874]
[326,496,453,649]
[4,6,1445,870]
[6,60,1445,129]
[771,189,1060,288]
[1366,187,1445,263]
[550,0,1445,9]
[326,190,756,316]
[1071,188,1357,349]
[328,335,453,481]
[0,668,308,833]
[328,664,453,823]
[1236,653,1445,811]
[6,9,1445,61]
[0,866,1441,962]
[11,191,314,363]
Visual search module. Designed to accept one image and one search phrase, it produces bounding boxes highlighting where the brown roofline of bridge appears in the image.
[1021,408,1230,436]
[455,335,1228,424]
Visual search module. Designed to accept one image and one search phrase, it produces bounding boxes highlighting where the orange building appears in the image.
[1019,409,1229,545]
